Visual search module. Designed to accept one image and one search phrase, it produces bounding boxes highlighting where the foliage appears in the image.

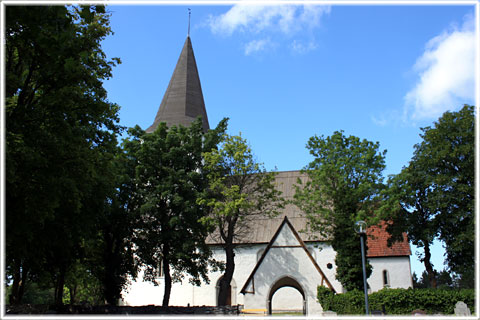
[123,118,227,306]
[5,5,121,305]
[5,283,54,305]
[417,105,475,281]
[380,105,475,287]
[198,134,284,305]
[413,269,454,289]
[318,286,475,315]
[62,261,104,305]
[86,147,139,305]
[295,131,386,291]
[317,286,364,314]
[199,134,284,242]
[379,164,439,287]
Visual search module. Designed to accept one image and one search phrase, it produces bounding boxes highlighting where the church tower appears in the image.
[146,36,210,133]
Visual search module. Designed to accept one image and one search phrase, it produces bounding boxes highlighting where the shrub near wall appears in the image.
[317,286,475,315]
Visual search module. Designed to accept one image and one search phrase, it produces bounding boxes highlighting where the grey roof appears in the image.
[206,170,327,244]
[206,170,411,259]
[146,36,210,133]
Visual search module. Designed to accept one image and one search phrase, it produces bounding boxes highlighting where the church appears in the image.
[120,35,413,315]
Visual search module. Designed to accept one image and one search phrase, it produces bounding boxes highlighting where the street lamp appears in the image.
[355,220,370,315]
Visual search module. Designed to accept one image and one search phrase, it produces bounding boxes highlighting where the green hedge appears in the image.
[317,286,475,315]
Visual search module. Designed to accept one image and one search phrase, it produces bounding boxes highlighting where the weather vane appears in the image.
[188,8,191,37]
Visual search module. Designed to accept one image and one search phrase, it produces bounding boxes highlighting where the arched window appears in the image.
[216,276,237,306]
[383,270,389,287]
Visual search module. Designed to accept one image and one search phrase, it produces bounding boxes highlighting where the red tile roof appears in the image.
[366,222,411,257]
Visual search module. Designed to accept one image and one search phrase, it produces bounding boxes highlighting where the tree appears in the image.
[379,164,439,288]
[294,131,386,291]
[198,134,284,306]
[62,260,104,305]
[87,147,139,305]
[417,105,474,285]
[380,105,474,288]
[412,269,453,289]
[412,272,421,289]
[123,118,227,307]
[436,269,454,289]
[5,5,121,305]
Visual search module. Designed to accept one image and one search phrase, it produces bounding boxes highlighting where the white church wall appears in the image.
[122,244,412,308]
[368,256,413,292]
[307,242,344,293]
[122,244,268,307]
[193,244,266,306]
[243,246,326,315]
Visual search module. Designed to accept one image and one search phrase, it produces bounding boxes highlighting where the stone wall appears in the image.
[6,304,241,315]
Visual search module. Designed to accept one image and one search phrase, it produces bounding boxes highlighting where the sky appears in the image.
[100,2,478,279]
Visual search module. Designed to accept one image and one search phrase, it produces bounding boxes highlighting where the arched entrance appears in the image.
[267,276,306,315]
[216,276,237,306]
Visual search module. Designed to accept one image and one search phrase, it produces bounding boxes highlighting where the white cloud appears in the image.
[244,38,272,55]
[403,15,475,121]
[291,39,317,54]
[207,2,330,55]
[371,115,388,127]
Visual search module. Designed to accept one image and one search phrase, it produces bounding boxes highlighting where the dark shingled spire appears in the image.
[146,36,210,133]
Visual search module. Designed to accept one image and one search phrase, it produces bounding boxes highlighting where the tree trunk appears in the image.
[54,266,66,306]
[423,243,437,289]
[9,260,28,305]
[104,231,118,305]
[9,263,21,305]
[162,254,171,307]
[218,244,235,306]
[69,284,77,305]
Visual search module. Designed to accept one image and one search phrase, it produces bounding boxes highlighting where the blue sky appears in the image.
[101,2,477,279]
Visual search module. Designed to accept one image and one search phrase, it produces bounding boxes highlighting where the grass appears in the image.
[271,310,304,316]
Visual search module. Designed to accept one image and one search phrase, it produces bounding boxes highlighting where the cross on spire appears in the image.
[188,8,191,37]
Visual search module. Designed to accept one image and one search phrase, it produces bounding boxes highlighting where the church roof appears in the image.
[146,36,209,133]
[205,171,322,245]
[206,170,411,258]
[367,222,411,257]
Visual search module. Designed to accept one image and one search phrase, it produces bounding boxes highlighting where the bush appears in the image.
[317,286,475,315]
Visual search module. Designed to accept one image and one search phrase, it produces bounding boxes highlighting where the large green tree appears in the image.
[5,5,121,305]
[198,134,284,306]
[420,105,475,285]
[294,131,386,291]
[381,105,475,288]
[86,147,139,305]
[123,118,227,307]
[380,163,439,288]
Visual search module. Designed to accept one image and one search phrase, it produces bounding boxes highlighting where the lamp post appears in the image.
[355,220,370,315]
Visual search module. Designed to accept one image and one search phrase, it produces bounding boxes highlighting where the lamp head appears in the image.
[355,220,367,234]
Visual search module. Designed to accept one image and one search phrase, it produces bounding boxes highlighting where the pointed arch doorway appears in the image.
[268,276,306,315]
[240,217,335,315]
[216,276,237,306]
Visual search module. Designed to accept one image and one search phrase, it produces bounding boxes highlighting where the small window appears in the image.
[383,270,389,287]
[327,263,333,269]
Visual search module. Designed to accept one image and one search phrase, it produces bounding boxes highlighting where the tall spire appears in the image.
[146,35,210,133]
